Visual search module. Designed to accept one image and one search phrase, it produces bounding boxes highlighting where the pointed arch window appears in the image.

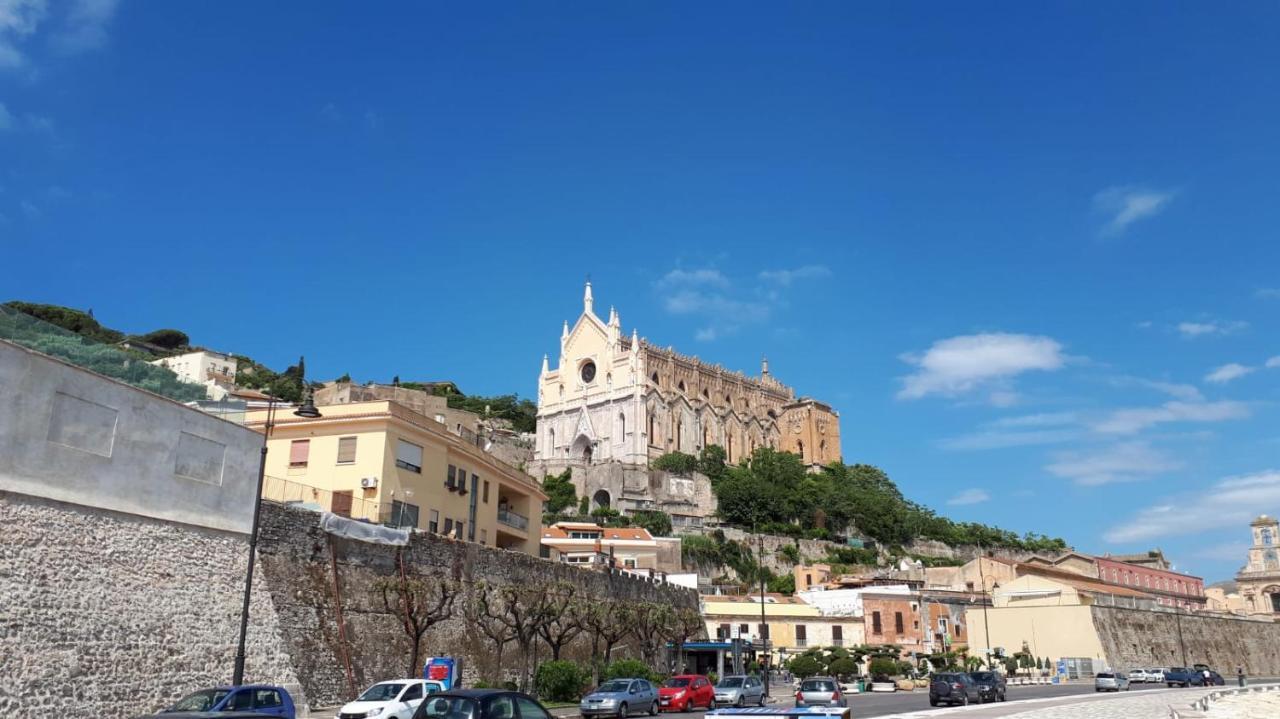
[618,411,626,441]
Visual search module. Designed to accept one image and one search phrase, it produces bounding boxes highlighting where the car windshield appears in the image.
[358,683,407,702]
[418,696,478,719]
[663,679,691,688]
[1097,673,1114,679]
[970,672,995,681]
[717,678,744,688]
[598,681,632,693]
[167,689,230,712]
[934,674,960,683]
[801,680,835,692]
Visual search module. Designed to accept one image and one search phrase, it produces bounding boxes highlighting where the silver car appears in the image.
[714,675,765,708]
[1095,672,1131,692]
[580,678,659,718]
[795,677,845,708]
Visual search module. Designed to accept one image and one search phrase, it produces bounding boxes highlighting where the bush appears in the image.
[828,657,857,679]
[868,658,899,679]
[603,659,657,683]
[632,510,673,537]
[535,660,589,702]
[787,655,823,679]
[652,452,698,475]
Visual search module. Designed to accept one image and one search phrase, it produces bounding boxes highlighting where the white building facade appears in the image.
[149,350,237,400]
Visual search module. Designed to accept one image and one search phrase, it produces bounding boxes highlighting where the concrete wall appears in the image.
[0,339,262,534]
[965,605,1106,666]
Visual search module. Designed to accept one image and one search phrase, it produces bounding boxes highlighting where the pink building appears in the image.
[1094,555,1205,610]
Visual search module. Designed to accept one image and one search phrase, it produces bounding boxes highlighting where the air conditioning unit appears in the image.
[360,477,378,489]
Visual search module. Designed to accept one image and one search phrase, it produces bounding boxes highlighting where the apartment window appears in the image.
[871,612,882,634]
[955,624,961,637]
[395,439,423,473]
[331,490,353,517]
[480,528,487,545]
[289,439,310,468]
[795,625,807,646]
[624,558,637,569]
[832,625,843,642]
[428,510,439,534]
[718,624,730,639]
[757,623,769,639]
[483,480,490,503]
[336,436,357,464]
[894,612,904,634]
[444,518,454,535]
[389,500,419,529]
[455,520,465,539]
[939,617,949,634]
[447,464,457,489]
[739,624,749,636]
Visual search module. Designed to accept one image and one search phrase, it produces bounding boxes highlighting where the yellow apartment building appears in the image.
[246,399,546,555]
[701,594,865,664]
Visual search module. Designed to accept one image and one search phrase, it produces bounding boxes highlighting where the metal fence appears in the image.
[261,474,385,525]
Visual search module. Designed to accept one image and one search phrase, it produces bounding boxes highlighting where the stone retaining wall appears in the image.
[1093,606,1280,675]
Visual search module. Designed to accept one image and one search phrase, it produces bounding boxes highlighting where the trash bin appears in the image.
[857,680,866,693]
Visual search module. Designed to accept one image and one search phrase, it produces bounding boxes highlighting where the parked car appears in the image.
[337,680,443,719]
[794,677,845,708]
[411,690,553,719]
[929,673,983,707]
[968,671,1007,702]
[1094,672,1131,692]
[658,675,714,712]
[1128,669,1156,683]
[581,679,659,718]
[1150,668,1169,683]
[151,686,296,718]
[713,675,766,708]
[1163,667,1205,687]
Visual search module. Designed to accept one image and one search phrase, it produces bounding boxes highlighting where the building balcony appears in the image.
[498,507,529,531]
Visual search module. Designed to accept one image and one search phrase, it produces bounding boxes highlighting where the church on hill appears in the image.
[534,282,840,471]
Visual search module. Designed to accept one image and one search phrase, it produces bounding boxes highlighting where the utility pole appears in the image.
[977,549,993,670]
[758,530,770,696]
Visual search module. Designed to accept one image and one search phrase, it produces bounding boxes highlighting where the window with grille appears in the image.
[336,436,357,464]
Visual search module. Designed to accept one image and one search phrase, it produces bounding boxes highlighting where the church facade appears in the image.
[1236,514,1280,616]
[534,283,841,471]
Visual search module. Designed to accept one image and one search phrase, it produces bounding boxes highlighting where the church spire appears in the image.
[584,280,594,315]
[541,354,549,376]
[562,320,569,341]
[762,356,770,375]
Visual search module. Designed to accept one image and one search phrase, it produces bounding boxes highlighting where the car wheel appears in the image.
[929,698,939,707]
[961,693,969,706]
[618,702,628,719]
[736,695,744,708]
[999,690,1007,702]
[758,692,766,707]
[649,701,658,716]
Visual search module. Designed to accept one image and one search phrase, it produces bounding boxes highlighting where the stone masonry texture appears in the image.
[1092,606,1280,676]
[0,491,300,718]
[5,493,698,716]
[256,501,700,708]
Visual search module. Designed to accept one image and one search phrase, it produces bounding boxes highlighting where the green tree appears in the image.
[534,660,589,702]
[868,657,899,679]
[578,496,590,516]
[542,469,577,515]
[137,328,189,350]
[603,658,660,683]
[3,301,125,343]
[767,573,795,594]
[828,657,857,679]
[788,655,823,679]
[698,444,728,483]
[652,451,698,475]
[632,510,673,537]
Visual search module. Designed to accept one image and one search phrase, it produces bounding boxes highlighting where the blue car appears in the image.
[149,685,296,718]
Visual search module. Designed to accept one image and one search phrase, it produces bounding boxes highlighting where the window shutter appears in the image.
[289,439,310,466]
[337,436,357,463]
[396,440,423,470]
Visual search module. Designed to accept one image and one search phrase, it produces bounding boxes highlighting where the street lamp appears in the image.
[232,385,322,686]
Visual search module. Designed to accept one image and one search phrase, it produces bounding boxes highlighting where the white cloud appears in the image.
[655,267,803,342]
[51,0,118,55]
[991,412,1080,429]
[897,333,1065,401]
[758,265,831,287]
[0,0,46,69]
[1092,400,1250,435]
[1129,378,1203,402]
[1205,363,1255,384]
[1265,356,1280,369]
[1177,320,1248,338]
[940,428,1080,451]
[1093,186,1175,236]
[1045,442,1182,486]
[1191,542,1250,562]
[1256,288,1280,300]
[946,488,990,506]
[1104,470,1280,543]
[658,268,730,289]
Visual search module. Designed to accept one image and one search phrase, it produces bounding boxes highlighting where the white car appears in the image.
[336,679,443,719]
[1127,669,1151,683]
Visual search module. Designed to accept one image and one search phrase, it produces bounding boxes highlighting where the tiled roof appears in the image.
[542,524,654,541]
[1016,563,1154,599]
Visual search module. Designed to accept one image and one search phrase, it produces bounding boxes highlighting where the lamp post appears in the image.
[977,550,994,671]
[757,530,770,696]
[232,385,322,686]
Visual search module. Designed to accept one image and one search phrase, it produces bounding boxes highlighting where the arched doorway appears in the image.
[571,434,594,464]
[592,489,611,510]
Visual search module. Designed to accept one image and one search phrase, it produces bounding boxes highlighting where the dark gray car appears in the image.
[713,676,765,707]
[795,677,845,708]
[930,673,983,707]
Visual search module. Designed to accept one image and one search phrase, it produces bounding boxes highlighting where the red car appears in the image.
[658,675,714,712]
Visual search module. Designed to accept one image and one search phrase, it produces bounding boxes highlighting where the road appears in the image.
[636,681,1202,719]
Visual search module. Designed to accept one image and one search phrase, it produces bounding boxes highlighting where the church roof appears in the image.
[1251,515,1278,527]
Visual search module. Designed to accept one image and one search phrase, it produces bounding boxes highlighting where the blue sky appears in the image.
[3,2,1278,582]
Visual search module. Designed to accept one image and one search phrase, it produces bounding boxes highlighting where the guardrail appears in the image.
[497,507,529,530]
